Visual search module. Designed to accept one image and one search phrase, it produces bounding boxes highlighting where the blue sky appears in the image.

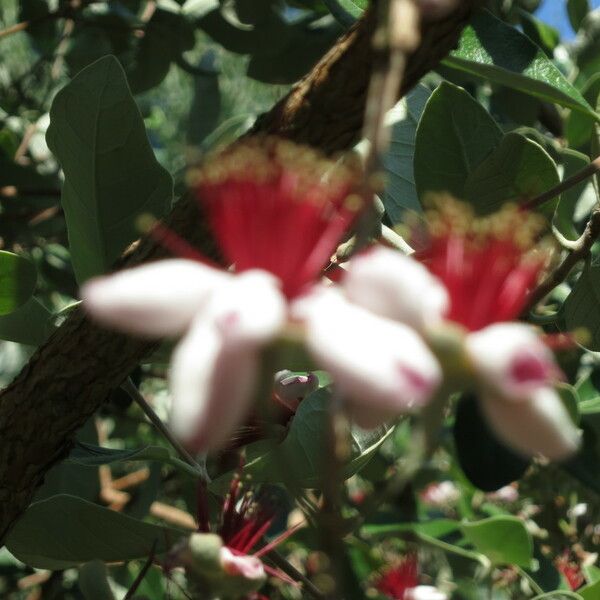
[536,0,600,39]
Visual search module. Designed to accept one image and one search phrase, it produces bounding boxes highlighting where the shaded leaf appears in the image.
[128,9,196,94]
[212,388,392,491]
[414,82,502,200]
[0,252,37,316]
[5,495,185,570]
[0,297,53,346]
[564,261,600,351]
[46,56,173,283]
[453,394,530,492]
[567,0,591,32]
[380,83,431,224]
[464,131,560,217]
[67,441,203,478]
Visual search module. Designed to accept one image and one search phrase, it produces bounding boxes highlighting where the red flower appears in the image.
[416,197,549,331]
[375,556,419,599]
[196,473,300,582]
[556,551,584,591]
[190,137,362,299]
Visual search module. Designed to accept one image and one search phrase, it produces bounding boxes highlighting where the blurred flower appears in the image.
[420,480,460,507]
[177,474,300,598]
[273,370,319,412]
[374,556,447,600]
[342,198,580,460]
[555,550,584,591]
[485,484,519,504]
[83,138,443,450]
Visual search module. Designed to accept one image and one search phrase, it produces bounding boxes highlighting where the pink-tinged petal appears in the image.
[480,387,581,461]
[169,318,259,452]
[466,323,559,401]
[220,548,266,581]
[343,247,449,331]
[405,585,448,600]
[296,288,442,426]
[81,259,229,337]
[203,270,287,345]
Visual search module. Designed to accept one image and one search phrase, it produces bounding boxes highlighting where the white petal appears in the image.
[298,288,442,425]
[81,259,228,336]
[169,317,259,451]
[405,586,448,600]
[220,548,266,581]
[466,323,559,401]
[480,387,581,461]
[343,247,449,331]
[203,270,287,345]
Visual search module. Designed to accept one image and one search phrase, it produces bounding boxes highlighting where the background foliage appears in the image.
[2,0,600,598]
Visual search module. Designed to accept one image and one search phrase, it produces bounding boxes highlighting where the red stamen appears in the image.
[191,137,362,299]
[416,198,549,331]
[374,555,419,599]
[148,220,221,269]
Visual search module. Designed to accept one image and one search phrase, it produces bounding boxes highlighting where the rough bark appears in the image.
[0,0,479,541]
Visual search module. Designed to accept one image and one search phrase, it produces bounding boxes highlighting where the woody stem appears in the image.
[122,378,209,482]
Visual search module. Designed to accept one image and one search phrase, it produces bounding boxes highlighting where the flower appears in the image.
[82,137,443,450]
[341,198,580,460]
[420,480,460,507]
[178,474,300,598]
[374,556,447,600]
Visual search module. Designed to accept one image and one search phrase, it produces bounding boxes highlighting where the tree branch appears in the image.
[0,0,480,543]
[524,207,600,312]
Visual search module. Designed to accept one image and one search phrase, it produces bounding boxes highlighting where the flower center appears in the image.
[191,137,363,299]
[415,196,551,331]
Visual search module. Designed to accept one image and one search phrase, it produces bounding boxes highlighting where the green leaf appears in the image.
[566,73,600,149]
[563,421,600,494]
[519,11,560,57]
[553,150,595,242]
[67,441,203,478]
[128,9,196,94]
[5,495,185,569]
[567,0,590,32]
[380,84,431,224]
[461,516,533,567]
[531,593,584,600]
[212,388,392,491]
[46,55,173,283]
[246,20,341,84]
[443,10,597,119]
[564,262,600,351]
[323,0,365,26]
[0,297,53,346]
[0,251,37,316]
[580,579,600,600]
[362,519,460,538]
[464,132,560,217]
[414,82,502,200]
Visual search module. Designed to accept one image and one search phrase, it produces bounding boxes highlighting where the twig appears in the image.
[123,539,158,600]
[524,155,600,210]
[350,0,421,255]
[267,549,326,600]
[524,208,600,312]
[121,378,209,482]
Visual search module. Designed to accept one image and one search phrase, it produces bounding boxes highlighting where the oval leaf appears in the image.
[444,9,597,119]
[414,81,502,200]
[0,251,37,316]
[46,55,173,283]
[5,494,185,570]
[461,515,533,568]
